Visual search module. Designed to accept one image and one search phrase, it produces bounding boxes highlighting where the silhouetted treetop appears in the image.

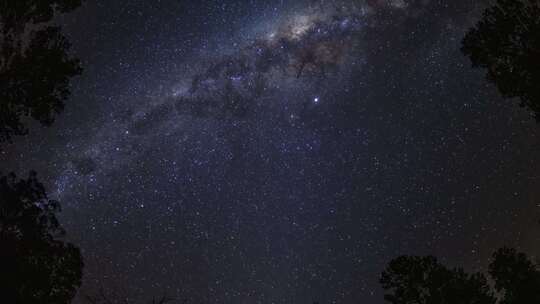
[489,247,540,304]
[462,0,540,121]
[381,248,540,304]
[0,0,83,142]
[380,255,495,304]
[0,171,83,304]
[1,0,82,28]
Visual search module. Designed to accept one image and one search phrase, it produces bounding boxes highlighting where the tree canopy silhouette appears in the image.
[380,255,495,304]
[489,247,540,304]
[0,171,83,303]
[462,0,540,121]
[0,0,83,142]
[381,248,540,304]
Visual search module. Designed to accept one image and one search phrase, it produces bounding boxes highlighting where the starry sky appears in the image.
[2,0,540,303]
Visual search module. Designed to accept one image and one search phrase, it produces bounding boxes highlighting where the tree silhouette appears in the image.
[0,0,83,142]
[381,248,540,304]
[0,171,83,303]
[462,0,540,121]
[489,247,540,304]
[380,255,495,304]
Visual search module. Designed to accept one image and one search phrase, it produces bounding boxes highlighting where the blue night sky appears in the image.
[2,0,540,303]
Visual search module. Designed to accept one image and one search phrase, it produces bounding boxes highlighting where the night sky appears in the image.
[2,0,540,303]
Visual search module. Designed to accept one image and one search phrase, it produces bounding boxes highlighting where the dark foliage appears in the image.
[0,0,83,142]
[381,248,540,304]
[462,0,540,121]
[380,255,495,304]
[489,247,540,304]
[0,171,83,304]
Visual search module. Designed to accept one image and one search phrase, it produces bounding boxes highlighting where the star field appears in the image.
[1,0,540,303]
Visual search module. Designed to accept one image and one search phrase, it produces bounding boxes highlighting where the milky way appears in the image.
[2,1,540,303]
[56,1,372,188]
